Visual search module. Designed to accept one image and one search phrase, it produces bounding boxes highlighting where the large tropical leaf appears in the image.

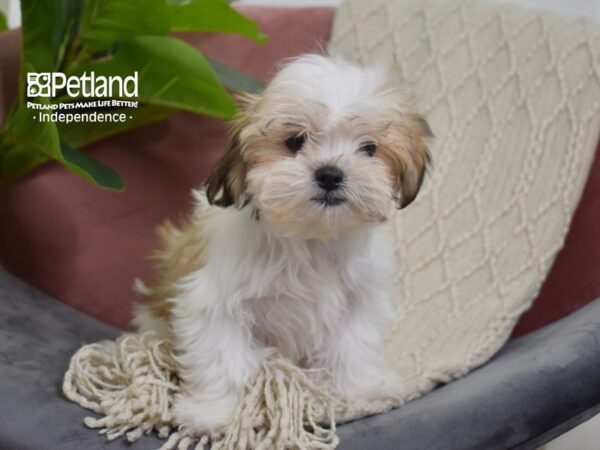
[20,0,80,73]
[207,57,264,93]
[169,0,267,43]
[0,11,7,31]
[0,106,63,178]
[0,105,123,190]
[2,0,265,189]
[72,36,237,118]
[60,142,124,190]
[79,0,170,50]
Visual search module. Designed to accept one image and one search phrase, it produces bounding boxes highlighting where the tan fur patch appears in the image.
[241,99,330,167]
[141,217,206,319]
[205,93,265,208]
[376,113,431,208]
[204,120,249,208]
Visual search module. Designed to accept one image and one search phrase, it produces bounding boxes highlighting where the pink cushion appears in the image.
[0,30,19,125]
[0,6,335,329]
[513,139,600,336]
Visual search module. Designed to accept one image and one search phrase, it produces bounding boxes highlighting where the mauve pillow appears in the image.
[0,30,19,125]
[0,6,335,329]
[513,139,600,336]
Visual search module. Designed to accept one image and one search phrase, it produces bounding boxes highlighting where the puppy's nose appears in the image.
[315,165,344,191]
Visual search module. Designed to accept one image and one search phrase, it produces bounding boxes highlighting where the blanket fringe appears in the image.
[63,332,354,450]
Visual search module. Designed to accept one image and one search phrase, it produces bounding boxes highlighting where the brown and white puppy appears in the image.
[133,54,431,435]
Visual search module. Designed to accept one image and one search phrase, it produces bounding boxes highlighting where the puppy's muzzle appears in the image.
[314,165,346,206]
[315,165,344,191]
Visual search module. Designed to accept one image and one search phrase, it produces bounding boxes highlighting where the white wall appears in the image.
[2,0,600,28]
[246,0,600,21]
[238,0,341,4]
[0,0,19,28]
[488,0,600,20]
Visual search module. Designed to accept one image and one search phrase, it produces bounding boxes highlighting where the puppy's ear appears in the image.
[380,112,432,209]
[205,94,258,208]
[396,114,432,209]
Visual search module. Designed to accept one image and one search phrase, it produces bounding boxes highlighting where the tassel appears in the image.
[63,332,396,449]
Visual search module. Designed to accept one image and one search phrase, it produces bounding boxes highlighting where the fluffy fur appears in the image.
[133,54,431,435]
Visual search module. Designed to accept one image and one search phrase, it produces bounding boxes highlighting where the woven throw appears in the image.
[63,0,600,448]
[329,0,600,396]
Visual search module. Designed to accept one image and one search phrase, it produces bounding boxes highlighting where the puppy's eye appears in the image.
[284,134,306,153]
[360,142,377,157]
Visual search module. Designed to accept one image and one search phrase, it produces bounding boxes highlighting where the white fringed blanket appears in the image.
[329,0,600,398]
[64,0,600,448]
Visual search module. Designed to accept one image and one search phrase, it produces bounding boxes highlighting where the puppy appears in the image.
[133,54,431,435]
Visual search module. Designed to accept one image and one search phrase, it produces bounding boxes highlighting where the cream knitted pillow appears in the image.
[329,0,600,398]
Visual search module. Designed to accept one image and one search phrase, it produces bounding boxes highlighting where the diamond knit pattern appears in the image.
[330,0,600,398]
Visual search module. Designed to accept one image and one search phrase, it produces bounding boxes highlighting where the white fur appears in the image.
[135,55,414,435]
[171,196,400,434]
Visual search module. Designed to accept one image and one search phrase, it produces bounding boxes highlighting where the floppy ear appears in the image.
[384,113,432,209]
[376,64,431,208]
[204,95,258,208]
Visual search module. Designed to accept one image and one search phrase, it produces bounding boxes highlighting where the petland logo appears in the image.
[27,72,138,98]
[26,71,139,124]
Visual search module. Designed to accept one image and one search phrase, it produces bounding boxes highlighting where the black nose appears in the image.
[315,165,344,191]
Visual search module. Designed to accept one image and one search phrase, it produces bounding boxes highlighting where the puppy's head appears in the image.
[205,54,432,239]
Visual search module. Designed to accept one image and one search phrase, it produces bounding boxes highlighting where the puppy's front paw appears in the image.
[173,392,239,436]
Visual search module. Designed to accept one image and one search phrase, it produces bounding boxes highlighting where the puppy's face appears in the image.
[206,55,431,239]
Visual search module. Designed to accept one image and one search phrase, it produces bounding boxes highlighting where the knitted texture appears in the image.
[63,0,600,448]
[329,0,600,397]
[64,331,401,448]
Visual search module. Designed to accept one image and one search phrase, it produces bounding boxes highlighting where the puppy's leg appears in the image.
[317,295,405,403]
[172,307,262,435]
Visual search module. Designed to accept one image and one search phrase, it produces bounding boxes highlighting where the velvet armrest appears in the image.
[338,297,600,450]
[1,269,599,449]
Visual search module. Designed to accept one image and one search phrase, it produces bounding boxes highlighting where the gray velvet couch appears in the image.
[1,269,600,450]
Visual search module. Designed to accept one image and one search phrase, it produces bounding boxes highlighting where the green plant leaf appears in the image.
[0,105,63,178]
[0,10,8,31]
[20,0,80,73]
[207,57,264,94]
[59,104,174,147]
[0,105,123,189]
[168,0,267,43]
[60,142,124,190]
[79,0,170,50]
[72,36,237,119]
